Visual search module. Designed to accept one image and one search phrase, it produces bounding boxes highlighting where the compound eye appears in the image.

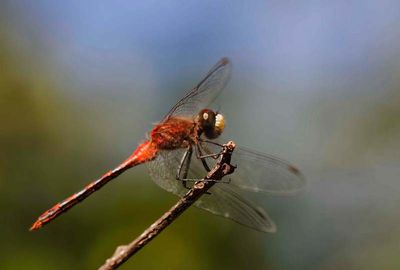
[200,109,215,127]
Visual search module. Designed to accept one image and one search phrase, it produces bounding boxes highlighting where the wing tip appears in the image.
[257,219,277,233]
[288,164,307,186]
[262,224,277,233]
[29,220,42,231]
[288,165,300,174]
[220,57,230,66]
[256,207,277,233]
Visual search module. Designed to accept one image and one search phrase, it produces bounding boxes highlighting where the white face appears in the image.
[214,113,225,134]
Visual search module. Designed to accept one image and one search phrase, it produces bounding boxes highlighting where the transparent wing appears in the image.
[231,147,306,194]
[162,58,231,121]
[146,148,275,232]
[146,149,190,197]
[194,184,276,233]
[200,142,306,194]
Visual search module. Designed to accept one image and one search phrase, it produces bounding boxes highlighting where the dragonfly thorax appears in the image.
[196,109,225,139]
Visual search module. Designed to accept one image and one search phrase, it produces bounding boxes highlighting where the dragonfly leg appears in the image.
[176,145,215,194]
[198,139,224,148]
[197,140,224,160]
[196,142,234,184]
[195,143,212,172]
[175,143,229,193]
[197,152,221,159]
[176,146,193,189]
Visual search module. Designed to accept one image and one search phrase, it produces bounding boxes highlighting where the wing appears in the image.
[231,147,306,194]
[146,148,275,232]
[162,58,231,121]
[146,149,189,197]
[194,184,276,233]
[199,142,306,194]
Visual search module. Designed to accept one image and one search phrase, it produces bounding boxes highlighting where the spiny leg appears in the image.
[198,139,224,148]
[197,139,224,160]
[176,146,193,189]
[175,143,230,188]
[196,142,232,184]
[196,143,212,172]
[175,145,220,194]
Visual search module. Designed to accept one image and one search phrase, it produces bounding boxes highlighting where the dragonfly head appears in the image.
[197,109,225,139]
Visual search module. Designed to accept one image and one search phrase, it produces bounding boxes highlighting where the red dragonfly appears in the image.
[31,58,305,233]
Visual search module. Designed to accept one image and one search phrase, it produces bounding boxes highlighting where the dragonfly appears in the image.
[30,58,305,233]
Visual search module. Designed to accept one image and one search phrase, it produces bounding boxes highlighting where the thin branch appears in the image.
[98,141,236,270]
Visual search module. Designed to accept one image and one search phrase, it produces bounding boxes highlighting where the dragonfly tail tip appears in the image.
[29,221,42,231]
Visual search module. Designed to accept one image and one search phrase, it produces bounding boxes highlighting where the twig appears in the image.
[98,141,236,270]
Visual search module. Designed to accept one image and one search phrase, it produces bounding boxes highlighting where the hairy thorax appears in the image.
[150,117,198,150]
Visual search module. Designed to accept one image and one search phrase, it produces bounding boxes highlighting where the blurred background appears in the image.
[1,1,400,269]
